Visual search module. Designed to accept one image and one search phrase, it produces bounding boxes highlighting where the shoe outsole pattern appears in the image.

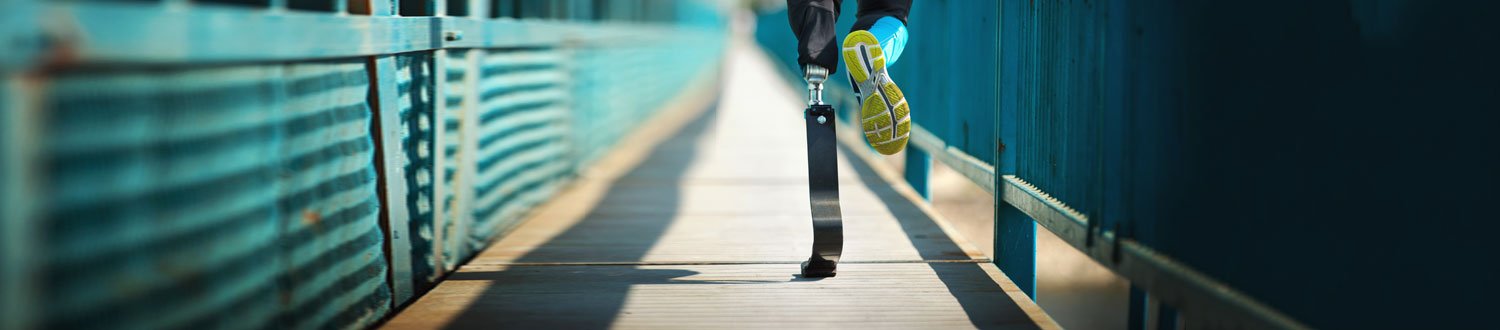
[843,30,909,155]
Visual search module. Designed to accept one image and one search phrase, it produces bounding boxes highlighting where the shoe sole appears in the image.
[843,30,909,155]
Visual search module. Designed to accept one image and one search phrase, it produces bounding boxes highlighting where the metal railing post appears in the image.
[994,0,1037,300]
[903,148,930,200]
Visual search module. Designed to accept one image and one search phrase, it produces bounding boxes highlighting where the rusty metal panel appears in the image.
[41,65,288,330]
[276,60,391,330]
[35,59,390,330]
[4,1,729,328]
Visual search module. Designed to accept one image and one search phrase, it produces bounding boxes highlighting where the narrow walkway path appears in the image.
[382,37,1056,330]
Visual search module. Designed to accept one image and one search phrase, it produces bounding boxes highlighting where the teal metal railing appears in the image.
[752,1,1308,328]
[758,0,1500,329]
[0,0,726,328]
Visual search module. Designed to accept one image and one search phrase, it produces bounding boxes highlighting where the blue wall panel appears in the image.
[759,1,1500,327]
[39,59,390,330]
[277,60,390,330]
[988,0,1500,327]
[1010,0,1110,227]
[438,49,472,273]
[467,47,573,246]
[1097,2,1500,327]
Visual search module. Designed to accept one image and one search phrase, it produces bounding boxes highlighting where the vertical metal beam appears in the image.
[453,49,480,264]
[1157,304,1180,330]
[465,0,486,19]
[2,75,37,330]
[369,54,415,307]
[994,201,1035,298]
[364,0,414,307]
[903,149,930,200]
[4,3,41,327]
[1128,285,1149,330]
[995,0,1036,299]
[427,49,449,281]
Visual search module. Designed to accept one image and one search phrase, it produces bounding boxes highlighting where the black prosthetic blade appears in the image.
[802,104,844,278]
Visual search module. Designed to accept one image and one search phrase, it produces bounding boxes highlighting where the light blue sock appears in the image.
[866,16,908,67]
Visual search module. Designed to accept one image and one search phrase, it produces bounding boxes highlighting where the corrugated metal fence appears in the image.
[0,0,726,329]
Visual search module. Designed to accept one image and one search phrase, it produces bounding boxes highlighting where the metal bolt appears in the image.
[444,31,463,42]
[817,115,827,124]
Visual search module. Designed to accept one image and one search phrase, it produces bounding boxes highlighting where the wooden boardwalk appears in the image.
[381,38,1057,330]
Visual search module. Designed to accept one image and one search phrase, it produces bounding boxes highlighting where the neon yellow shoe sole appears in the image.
[843,30,909,155]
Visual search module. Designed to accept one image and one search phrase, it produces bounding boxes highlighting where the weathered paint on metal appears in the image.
[5,0,727,328]
[369,54,416,307]
[466,47,573,245]
[1,76,37,330]
[435,49,474,274]
[440,48,479,272]
[33,59,393,330]
[41,65,289,330]
[395,52,441,294]
[277,60,392,330]
[425,48,452,291]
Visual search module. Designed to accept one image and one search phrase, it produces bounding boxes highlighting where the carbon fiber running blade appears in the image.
[801,104,843,278]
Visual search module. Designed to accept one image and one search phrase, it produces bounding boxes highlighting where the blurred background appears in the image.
[5,0,1500,329]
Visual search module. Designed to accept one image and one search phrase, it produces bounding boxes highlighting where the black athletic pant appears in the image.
[786,0,912,74]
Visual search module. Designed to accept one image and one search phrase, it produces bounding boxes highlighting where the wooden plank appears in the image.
[381,38,1054,329]
[385,263,1047,330]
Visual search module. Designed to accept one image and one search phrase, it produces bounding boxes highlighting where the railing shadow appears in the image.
[437,103,728,329]
[430,101,1038,329]
[841,146,1042,330]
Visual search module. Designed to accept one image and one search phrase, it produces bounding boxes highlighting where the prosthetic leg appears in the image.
[800,65,844,278]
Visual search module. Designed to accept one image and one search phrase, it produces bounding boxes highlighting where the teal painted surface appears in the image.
[4,0,727,328]
[1,77,30,330]
[396,52,442,294]
[38,59,390,329]
[571,33,726,165]
[1019,2,1500,328]
[277,61,391,330]
[466,46,573,246]
[402,0,728,302]
[438,49,471,274]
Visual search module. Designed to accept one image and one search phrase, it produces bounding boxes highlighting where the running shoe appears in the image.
[842,30,910,155]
